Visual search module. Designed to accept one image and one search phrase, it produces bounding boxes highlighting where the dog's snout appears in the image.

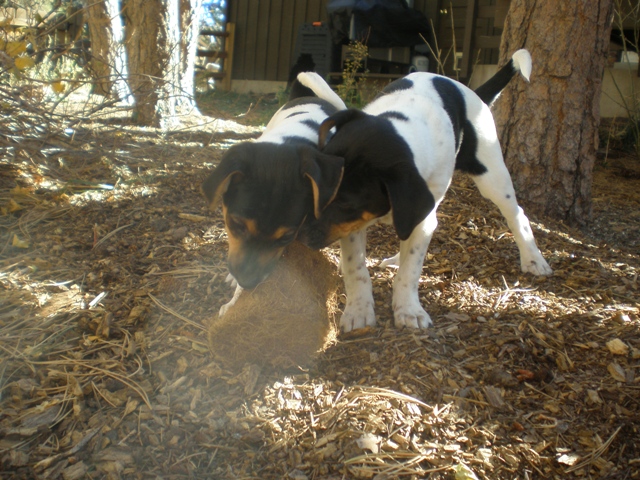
[228,247,282,289]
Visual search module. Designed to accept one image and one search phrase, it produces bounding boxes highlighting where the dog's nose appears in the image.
[229,258,274,290]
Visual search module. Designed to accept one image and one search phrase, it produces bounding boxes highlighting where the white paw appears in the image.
[225,273,238,287]
[394,304,433,329]
[219,300,233,318]
[521,255,553,276]
[340,301,376,332]
[379,252,400,269]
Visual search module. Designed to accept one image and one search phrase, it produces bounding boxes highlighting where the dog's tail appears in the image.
[291,72,347,110]
[474,49,532,105]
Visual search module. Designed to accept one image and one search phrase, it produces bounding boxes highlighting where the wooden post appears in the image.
[460,0,478,81]
[221,22,235,91]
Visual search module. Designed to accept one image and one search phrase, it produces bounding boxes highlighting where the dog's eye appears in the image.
[276,232,296,246]
[227,215,248,236]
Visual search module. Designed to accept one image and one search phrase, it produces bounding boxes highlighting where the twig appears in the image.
[148,292,206,331]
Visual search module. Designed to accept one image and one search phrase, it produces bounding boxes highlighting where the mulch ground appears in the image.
[1,99,639,479]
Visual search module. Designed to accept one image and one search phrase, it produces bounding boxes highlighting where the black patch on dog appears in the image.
[379,111,409,122]
[306,111,436,246]
[282,97,339,117]
[379,77,414,96]
[432,77,488,176]
[286,111,306,119]
[282,136,317,148]
[302,119,321,131]
[474,59,517,105]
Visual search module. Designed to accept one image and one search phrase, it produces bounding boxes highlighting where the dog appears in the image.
[303,49,553,332]
[201,72,347,315]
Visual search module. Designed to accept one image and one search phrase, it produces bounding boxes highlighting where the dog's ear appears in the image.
[201,147,247,209]
[300,148,344,218]
[318,109,368,149]
[384,170,436,241]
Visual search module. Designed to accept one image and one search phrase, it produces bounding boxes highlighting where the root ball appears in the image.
[208,242,338,370]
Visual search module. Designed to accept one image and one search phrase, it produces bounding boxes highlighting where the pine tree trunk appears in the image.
[123,0,202,127]
[124,0,167,126]
[177,0,203,115]
[84,0,114,96]
[493,0,614,227]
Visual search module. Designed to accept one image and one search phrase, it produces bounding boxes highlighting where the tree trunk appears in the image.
[124,0,167,126]
[84,0,114,96]
[493,0,614,227]
[177,0,203,114]
[123,0,203,127]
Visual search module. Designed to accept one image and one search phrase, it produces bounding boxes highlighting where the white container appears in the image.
[411,55,429,72]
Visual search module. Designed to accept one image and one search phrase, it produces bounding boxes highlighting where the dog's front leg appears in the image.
[219,282,243,317]
[339,229,376,332]
[392,211,437,329]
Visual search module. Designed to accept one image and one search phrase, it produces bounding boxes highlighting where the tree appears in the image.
[84,0,115,96]
[123,0,203,127]
[493,0,615,227]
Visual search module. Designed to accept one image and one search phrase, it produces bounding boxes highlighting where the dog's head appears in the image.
[202,142,344,288]
[301,108,435,246]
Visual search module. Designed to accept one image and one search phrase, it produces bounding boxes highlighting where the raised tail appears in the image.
[290,72,347,111]
[474,49,532,105]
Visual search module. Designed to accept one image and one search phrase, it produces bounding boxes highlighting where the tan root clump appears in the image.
[208,242,338,370]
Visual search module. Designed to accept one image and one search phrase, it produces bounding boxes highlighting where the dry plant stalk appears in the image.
[208,242,338,370]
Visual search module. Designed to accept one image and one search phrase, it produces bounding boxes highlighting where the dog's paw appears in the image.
[394,305,433,329]
[225,273,238,287]
[521,256,553,276]
[218,300,233,318]
[340,302,376,332]
[379,252,400,269]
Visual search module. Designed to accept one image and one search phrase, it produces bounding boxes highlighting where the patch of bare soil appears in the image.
[1,115,638,480]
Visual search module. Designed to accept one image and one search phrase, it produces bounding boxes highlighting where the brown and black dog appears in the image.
[201,72,346,313]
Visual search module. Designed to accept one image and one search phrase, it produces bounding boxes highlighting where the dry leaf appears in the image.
[12,234,29,248]
[586,389,603,404]
[606,338,629,356]
[557,452,580,466]
[455,463,480,480]
[607,362,627,382]
[356,432,381,454]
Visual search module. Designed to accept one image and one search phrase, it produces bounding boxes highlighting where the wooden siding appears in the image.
[228,0,330,82]
[226,0,508,82]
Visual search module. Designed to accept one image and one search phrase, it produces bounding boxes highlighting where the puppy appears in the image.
[309,49,553,332]
[201,72,346,314]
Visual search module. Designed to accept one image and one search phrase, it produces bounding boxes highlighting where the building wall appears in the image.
[228,0,330,83]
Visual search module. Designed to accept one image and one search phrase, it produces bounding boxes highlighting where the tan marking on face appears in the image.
[223,205,259,237]
[270,226,296,241]
[243,218,258,236]
[327,211,380,243]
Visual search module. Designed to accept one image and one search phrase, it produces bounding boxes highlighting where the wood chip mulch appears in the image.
[0,114,638,480]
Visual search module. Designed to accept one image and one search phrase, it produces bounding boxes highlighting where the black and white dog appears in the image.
[308,49,553,332]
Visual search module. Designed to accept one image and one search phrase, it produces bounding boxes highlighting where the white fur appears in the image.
[512,49,532,82]
[339,70,552,332]
[298,72,347,110]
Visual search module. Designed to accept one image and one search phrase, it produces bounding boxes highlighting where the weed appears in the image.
[336,41,369,108]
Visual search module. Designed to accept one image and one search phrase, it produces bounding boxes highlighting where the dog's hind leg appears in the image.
[339,229,377,332]
[392,209,438,329]
[470,151,552,276]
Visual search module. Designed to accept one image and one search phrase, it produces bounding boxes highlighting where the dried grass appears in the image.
[0,99,638,478]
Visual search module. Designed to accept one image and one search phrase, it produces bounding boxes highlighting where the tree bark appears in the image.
[177,0,203,114]
[123,0,202,127]
[493,0,614,227]
[124,0,167,126]
[84,0,114,96]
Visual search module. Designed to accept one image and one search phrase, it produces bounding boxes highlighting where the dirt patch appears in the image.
[0,110,638,479]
